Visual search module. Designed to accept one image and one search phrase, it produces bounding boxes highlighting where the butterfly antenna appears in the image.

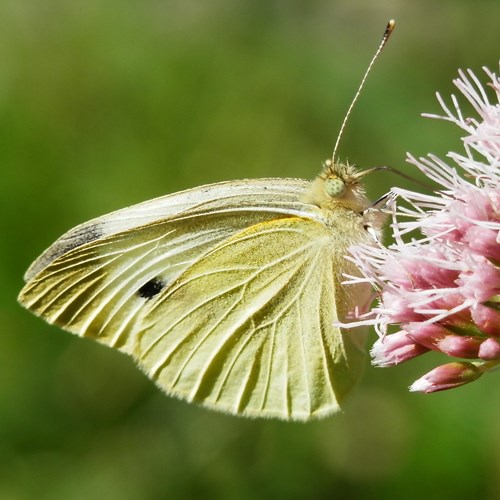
[331,19,395,166]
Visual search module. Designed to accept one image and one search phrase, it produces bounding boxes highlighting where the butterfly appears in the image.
[18,21,395,421]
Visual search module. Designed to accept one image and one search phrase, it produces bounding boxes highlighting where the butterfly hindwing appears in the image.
[133,217,366,420]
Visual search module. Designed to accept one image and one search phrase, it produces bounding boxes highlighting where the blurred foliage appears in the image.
[1,1,500,499]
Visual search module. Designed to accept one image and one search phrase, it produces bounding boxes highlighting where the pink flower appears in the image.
[347,65,500,392]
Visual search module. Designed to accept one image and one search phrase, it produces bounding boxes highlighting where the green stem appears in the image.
[473,359,500,373]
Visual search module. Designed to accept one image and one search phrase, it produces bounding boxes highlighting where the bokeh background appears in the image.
[1,1,499,499]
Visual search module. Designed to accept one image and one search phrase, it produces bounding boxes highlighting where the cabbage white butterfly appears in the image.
[18,21,395,421]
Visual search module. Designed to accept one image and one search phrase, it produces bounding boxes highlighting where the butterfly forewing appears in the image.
[19,181,321,353]
[24,179,313,281]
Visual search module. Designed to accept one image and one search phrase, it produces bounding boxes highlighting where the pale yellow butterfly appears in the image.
[18,21,395,421]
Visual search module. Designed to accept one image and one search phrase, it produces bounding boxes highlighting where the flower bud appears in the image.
[465,226,500,262]
[436,335,483,358]
[404,322,447,350]
[478,338,500,360]
[459,259,500,303]
[409,362,482,393]
[472,304,500,337]
[371,331,429,367]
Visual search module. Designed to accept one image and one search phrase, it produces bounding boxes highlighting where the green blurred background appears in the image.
[1,1,499,499]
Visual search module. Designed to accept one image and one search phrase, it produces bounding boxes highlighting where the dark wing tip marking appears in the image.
[24,223,104,281]
[137,277,166,299]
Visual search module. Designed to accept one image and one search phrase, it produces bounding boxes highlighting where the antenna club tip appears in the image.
[387,19,396,33]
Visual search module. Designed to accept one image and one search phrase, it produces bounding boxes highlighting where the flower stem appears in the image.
[474,359,500,373]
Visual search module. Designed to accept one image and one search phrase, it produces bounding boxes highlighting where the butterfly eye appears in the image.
[324,177,346,198]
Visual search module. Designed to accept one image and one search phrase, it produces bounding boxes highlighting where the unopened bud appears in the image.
[436,335,482,358]
[478,337,500,360]
[409,362,482,393]
[473,303,500,337]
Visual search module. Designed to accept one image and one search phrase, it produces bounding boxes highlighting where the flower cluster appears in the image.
[348,65,500,393]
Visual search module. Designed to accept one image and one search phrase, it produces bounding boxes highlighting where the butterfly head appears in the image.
[303,159,371,213]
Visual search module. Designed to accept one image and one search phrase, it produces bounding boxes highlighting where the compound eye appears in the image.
[324,177,346,198]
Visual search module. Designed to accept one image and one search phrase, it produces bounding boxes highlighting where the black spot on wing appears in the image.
[137,277,165,299]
